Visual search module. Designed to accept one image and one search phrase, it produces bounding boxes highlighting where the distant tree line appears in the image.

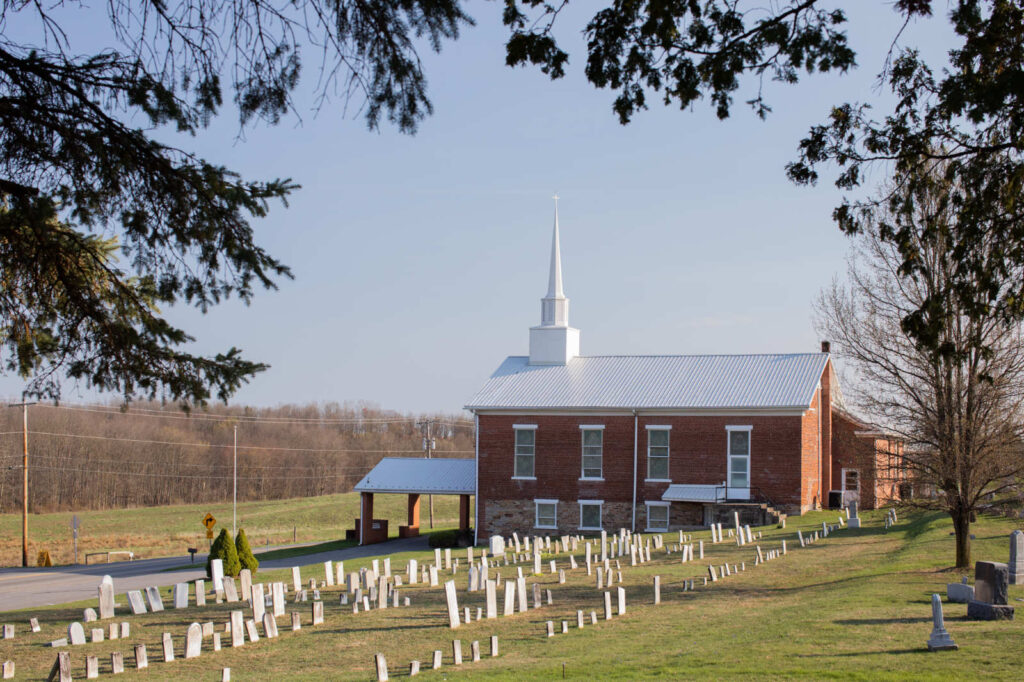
[0,401,474,513]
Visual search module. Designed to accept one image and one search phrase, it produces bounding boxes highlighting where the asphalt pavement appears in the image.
[0,535,431,612]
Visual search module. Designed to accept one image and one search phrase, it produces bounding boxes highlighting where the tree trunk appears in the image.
[952,507,972,569]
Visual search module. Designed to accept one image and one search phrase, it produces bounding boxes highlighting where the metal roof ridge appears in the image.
[505,352,828,359]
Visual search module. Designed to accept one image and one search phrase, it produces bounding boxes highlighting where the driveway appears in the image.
[0,535,432,612]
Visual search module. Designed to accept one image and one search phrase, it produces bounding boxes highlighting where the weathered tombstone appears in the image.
[111,651,124,674]
[210,559,225,594]
[49,638,68,648]
[230,611,245,647]
[29,617,40,633]
[708,565,718,582]
[108,622,118,640]
[603,591,613,620]
[145,586,165,612]
[967,561,1015,620]
[127,590,147,615]
[222,668,231,682]
[947,577,974,603]
[324,560,334,586]
[251,583,266,622]
[262,612,278,639]
[443,580,460,628]
[97,575,115,619]
[927,593,958,650]
[489,535,505,555]
[545,620,554,638]
[162,631,175,661]
[0,626,11,640]
[798,530,805,548]
[452,639,463,665]
[83,608,97,622]
[185,622,203,658]
[134,643,149,669]
[532,582,541,609]
[653,576,661,604]
[516,577,528,613]
[503,580,515,616]
[1010,530,1024,585]
[373,653,389,682]
[173,582,189,609]
[223,577,239,603]
[848,501,862,528]
[85,654,99,679]
[68,622,86,646]
[485,579,498,619]
[244,619,259,643]
[490,634,499,657]
[312,601,324,625]
[91,627,103,643]
[272,582,286,617]
[617,586,627,615]
[2,661,13,679]
[49,652,72,682]
[239,569,252,601]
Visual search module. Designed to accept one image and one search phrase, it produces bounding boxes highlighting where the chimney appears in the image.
[821,341,831,353]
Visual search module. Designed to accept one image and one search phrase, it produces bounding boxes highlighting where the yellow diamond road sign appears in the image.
[202,513,216,530]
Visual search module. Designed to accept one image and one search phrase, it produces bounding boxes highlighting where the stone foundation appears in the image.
[483,499,632,538]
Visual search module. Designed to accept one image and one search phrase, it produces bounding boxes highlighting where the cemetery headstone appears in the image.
[134,644,148,669]
[244,619,259,643]
[273,582,286,617]
[68,622,86,646]
[444,581,460,628]
[927,593,958,650]
[1010,530,1024,585]
[211,559,225,594]
[947,577,974,603]
[30,617,40,633]
[230,611,245,647]
[127,590,147,615]
[98,575,115,619]
[173,582,189,609]
[223,577,239,603]
[83,608,97,622]
[110,652,124,674]
[312,601,324,625]
[185,622,203,658]
[967,561,1015,620]
[162,631,175,661]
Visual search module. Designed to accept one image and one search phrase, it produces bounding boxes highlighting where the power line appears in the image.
[25,464,380,481]
[21,452,446,471]
[23,402,474,426]
[16,430,474,454]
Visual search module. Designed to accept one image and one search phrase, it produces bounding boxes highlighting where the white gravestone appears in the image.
[927,593,958,650]
[210,559,225,594]
[127,591,147,615]
[173,582,189,609]
[98,576,115,620]
[144,586,164,612]
[185,622,202,659]
[1010,530,1024,585]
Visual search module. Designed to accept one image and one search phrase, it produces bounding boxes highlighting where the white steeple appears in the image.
[529,196,580,365]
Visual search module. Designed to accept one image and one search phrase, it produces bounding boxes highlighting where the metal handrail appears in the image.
[714,484,778,510]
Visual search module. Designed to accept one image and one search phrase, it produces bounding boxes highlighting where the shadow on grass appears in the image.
[834,617,931,625]
[796,648,925,658]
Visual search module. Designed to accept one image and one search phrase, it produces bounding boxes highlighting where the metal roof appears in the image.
[465,354,829,410]
[662,484,726,503]
[354,457,475,495]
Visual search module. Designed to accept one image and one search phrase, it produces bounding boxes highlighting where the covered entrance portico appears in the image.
[351,457,475,545]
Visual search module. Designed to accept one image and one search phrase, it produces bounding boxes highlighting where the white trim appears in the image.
[645,501,670,531]
[578,424,606,430]
[578,500,603,531]
[512,424,538,430]
[534,498,559,504]
[578,477,605,482]
[534,499,558,530]
[644,478,672,483]
[726,426,751,500]
[511,476,537,481]
[645,425,672,430]
[841,468,860,492]
[580,426,603,480]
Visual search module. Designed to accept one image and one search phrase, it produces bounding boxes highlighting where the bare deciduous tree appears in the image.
[816,168,1024,568]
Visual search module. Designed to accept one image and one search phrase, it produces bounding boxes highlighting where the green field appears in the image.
[1,508,1022,679]
[0,492,470,567]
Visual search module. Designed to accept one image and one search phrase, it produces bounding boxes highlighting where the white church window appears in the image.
[646,426,670,480]
[580,427,604,479]
[514,427,536,479]
[535,500,557,529]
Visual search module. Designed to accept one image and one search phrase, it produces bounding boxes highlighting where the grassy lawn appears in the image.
[0,492,470,567]
[1,508,1022,679]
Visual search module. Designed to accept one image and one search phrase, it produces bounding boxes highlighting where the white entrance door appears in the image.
[726,427,751,500]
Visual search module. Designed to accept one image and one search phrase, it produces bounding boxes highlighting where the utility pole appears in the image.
[9,398,36,567]
[233,424,238,537]
[416,419,437,529]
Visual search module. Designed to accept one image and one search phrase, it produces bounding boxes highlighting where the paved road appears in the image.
[0,536,431,612]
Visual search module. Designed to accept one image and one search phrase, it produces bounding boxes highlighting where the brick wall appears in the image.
[477,411,813,538]
[800,388,823,512]
[830,410,904,510]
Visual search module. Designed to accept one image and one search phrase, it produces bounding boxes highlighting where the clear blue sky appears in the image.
[0,2,955,413]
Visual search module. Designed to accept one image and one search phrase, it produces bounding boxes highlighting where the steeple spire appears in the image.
[529,195,580,365]
[547,195,565,299]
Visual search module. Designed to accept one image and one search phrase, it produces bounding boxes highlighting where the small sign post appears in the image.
[203,513,216,547]
[71,515,80,564]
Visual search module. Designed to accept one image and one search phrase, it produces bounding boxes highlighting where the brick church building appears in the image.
[465,204,900,540]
